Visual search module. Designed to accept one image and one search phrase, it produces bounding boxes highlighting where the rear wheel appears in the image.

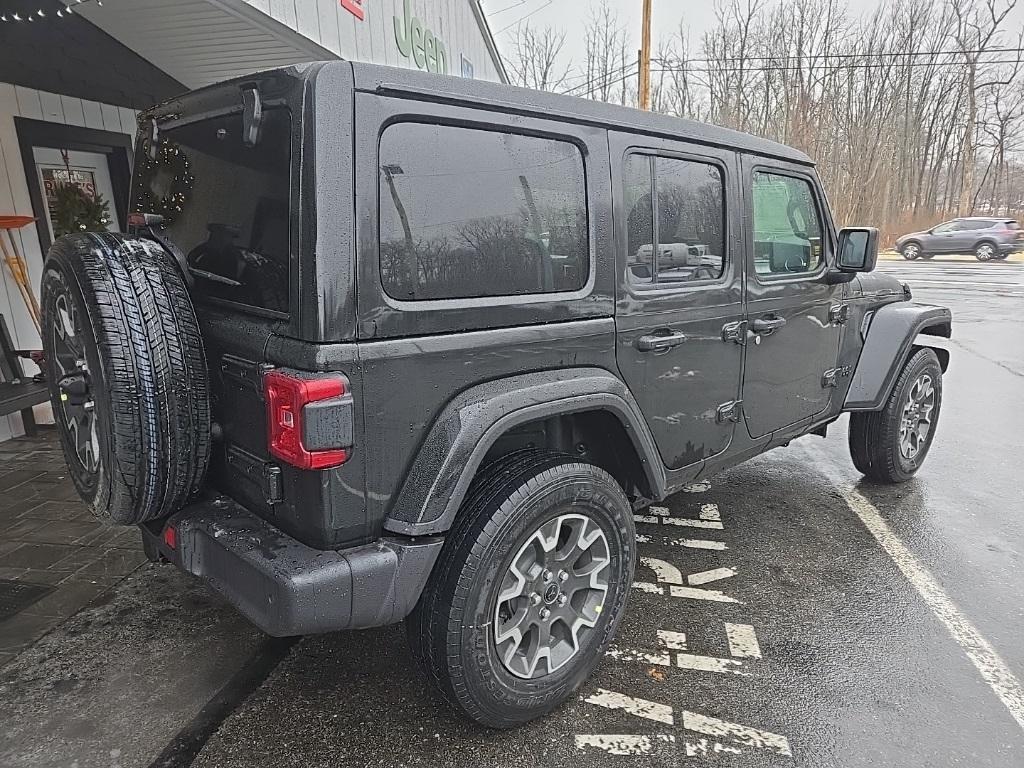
[849,348,942,483]
[41,233,210,524]
[900,242,922,260]
[407,451,635,728]
[975,241,996,261]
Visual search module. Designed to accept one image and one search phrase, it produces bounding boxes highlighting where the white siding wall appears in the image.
[0,82,137,441]
[243,0,503,81]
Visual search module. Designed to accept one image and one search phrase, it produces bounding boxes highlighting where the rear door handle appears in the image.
[636,331,688,352]
[751,317,787,335]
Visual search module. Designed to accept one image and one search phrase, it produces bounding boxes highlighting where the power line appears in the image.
[562,60,638,96]
[650,58,1024,74]
[676,46,1024,64]
[488,0,528,15]
[496,0,554,34]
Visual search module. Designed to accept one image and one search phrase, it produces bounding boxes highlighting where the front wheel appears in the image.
[849,348,943,483]
[901,242,922,260]
[407,451,635,728]
[975,242,996,261]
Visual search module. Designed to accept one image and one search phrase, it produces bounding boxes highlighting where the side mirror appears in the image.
[836,226,879,273]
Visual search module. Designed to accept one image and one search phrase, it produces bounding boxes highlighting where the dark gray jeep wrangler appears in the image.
[39,62,952,728]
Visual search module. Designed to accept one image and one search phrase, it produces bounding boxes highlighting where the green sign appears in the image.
[394,0,448,74]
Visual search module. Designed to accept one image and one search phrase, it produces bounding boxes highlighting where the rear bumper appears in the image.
[142,497,443,637]
[998,241,1023,253]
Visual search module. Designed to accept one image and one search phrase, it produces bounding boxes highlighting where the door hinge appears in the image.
[822,365,852,388]
[829,304,850,326]
[716,400,743,424]
[721,320,747,345]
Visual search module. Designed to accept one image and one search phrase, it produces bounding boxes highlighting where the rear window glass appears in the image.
[378,122,589,301]
[132,108,291,314]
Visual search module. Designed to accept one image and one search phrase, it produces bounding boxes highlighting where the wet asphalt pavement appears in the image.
[2,259,1023,768]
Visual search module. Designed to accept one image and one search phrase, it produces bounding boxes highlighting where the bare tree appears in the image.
[506,22,572,92]
[951,0,1022,215]
[499,0,1024,240]
[582,0,633,105]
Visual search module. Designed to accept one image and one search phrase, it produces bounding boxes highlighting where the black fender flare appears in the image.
[844,302,952,411]
[383,368,666,537]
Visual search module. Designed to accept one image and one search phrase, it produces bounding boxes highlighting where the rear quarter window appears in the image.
[377,123,589,301]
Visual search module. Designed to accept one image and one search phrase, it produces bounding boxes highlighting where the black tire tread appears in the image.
[407,450,634,728]
[42,232,210,524]
[848,348,941,484]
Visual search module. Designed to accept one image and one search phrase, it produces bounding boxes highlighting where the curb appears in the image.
[879,250,1024,264]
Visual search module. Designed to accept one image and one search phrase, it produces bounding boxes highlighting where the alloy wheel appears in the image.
[493,513,611,679]
[51,293,100,474]
[902,243,920,260]
[899,373,935,460]
[976,243,995,260]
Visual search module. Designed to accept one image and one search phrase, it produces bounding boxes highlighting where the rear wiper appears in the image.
[186,266,242,287]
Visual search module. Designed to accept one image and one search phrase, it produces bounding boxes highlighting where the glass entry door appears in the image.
[32,147,118,243]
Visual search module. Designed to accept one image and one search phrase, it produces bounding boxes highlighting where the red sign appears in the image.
[340,0,364,20]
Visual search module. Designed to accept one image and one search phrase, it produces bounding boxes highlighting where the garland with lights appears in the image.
[0,1,103,24]
[131,137,194,225]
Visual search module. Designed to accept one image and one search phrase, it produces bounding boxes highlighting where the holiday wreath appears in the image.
[131,137,194,224]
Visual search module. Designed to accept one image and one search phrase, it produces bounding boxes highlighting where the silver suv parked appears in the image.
[896,217,1022,261]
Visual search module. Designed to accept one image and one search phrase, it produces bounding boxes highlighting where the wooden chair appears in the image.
[0,313,48,437]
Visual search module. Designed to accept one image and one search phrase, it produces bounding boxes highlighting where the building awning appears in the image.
[75,0,338,89]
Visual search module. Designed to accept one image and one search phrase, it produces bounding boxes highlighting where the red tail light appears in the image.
[264,371,350,470]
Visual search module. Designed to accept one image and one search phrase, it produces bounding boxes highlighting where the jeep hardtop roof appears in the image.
[142,61,813,167]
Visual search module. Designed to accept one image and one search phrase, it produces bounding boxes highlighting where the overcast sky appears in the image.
[481,0,1024,72]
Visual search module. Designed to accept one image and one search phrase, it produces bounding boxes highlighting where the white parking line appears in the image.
[817,455,1024,732]
[657,630,688,650]
[606,646,671,666]
[632,581,741,603]
[640,556,684,585]
[725,623,762,659]
[635,533,728,550]
[676,653,749,675]
[669,584,741,603]
[682,711,792,756]
[574,734,676,755]
[699,504,721,521]
[685,739,742,756]
[687,567,737,586]
[584,689,675,724]
[635,514,725,530]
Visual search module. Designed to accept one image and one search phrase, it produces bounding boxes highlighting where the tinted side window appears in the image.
[624,154,726,286]
[752,172,823,276]
[654,157,725,283]
[378,123,588,301]
[134,108,292,314]
[624,154,654,284]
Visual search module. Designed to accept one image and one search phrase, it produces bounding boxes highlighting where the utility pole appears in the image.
[638,0,652,110]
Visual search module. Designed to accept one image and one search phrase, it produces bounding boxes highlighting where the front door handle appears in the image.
[751,316,787,335]
[636,331,688,352]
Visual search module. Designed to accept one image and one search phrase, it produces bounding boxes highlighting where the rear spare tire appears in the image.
[40,232,210,524]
